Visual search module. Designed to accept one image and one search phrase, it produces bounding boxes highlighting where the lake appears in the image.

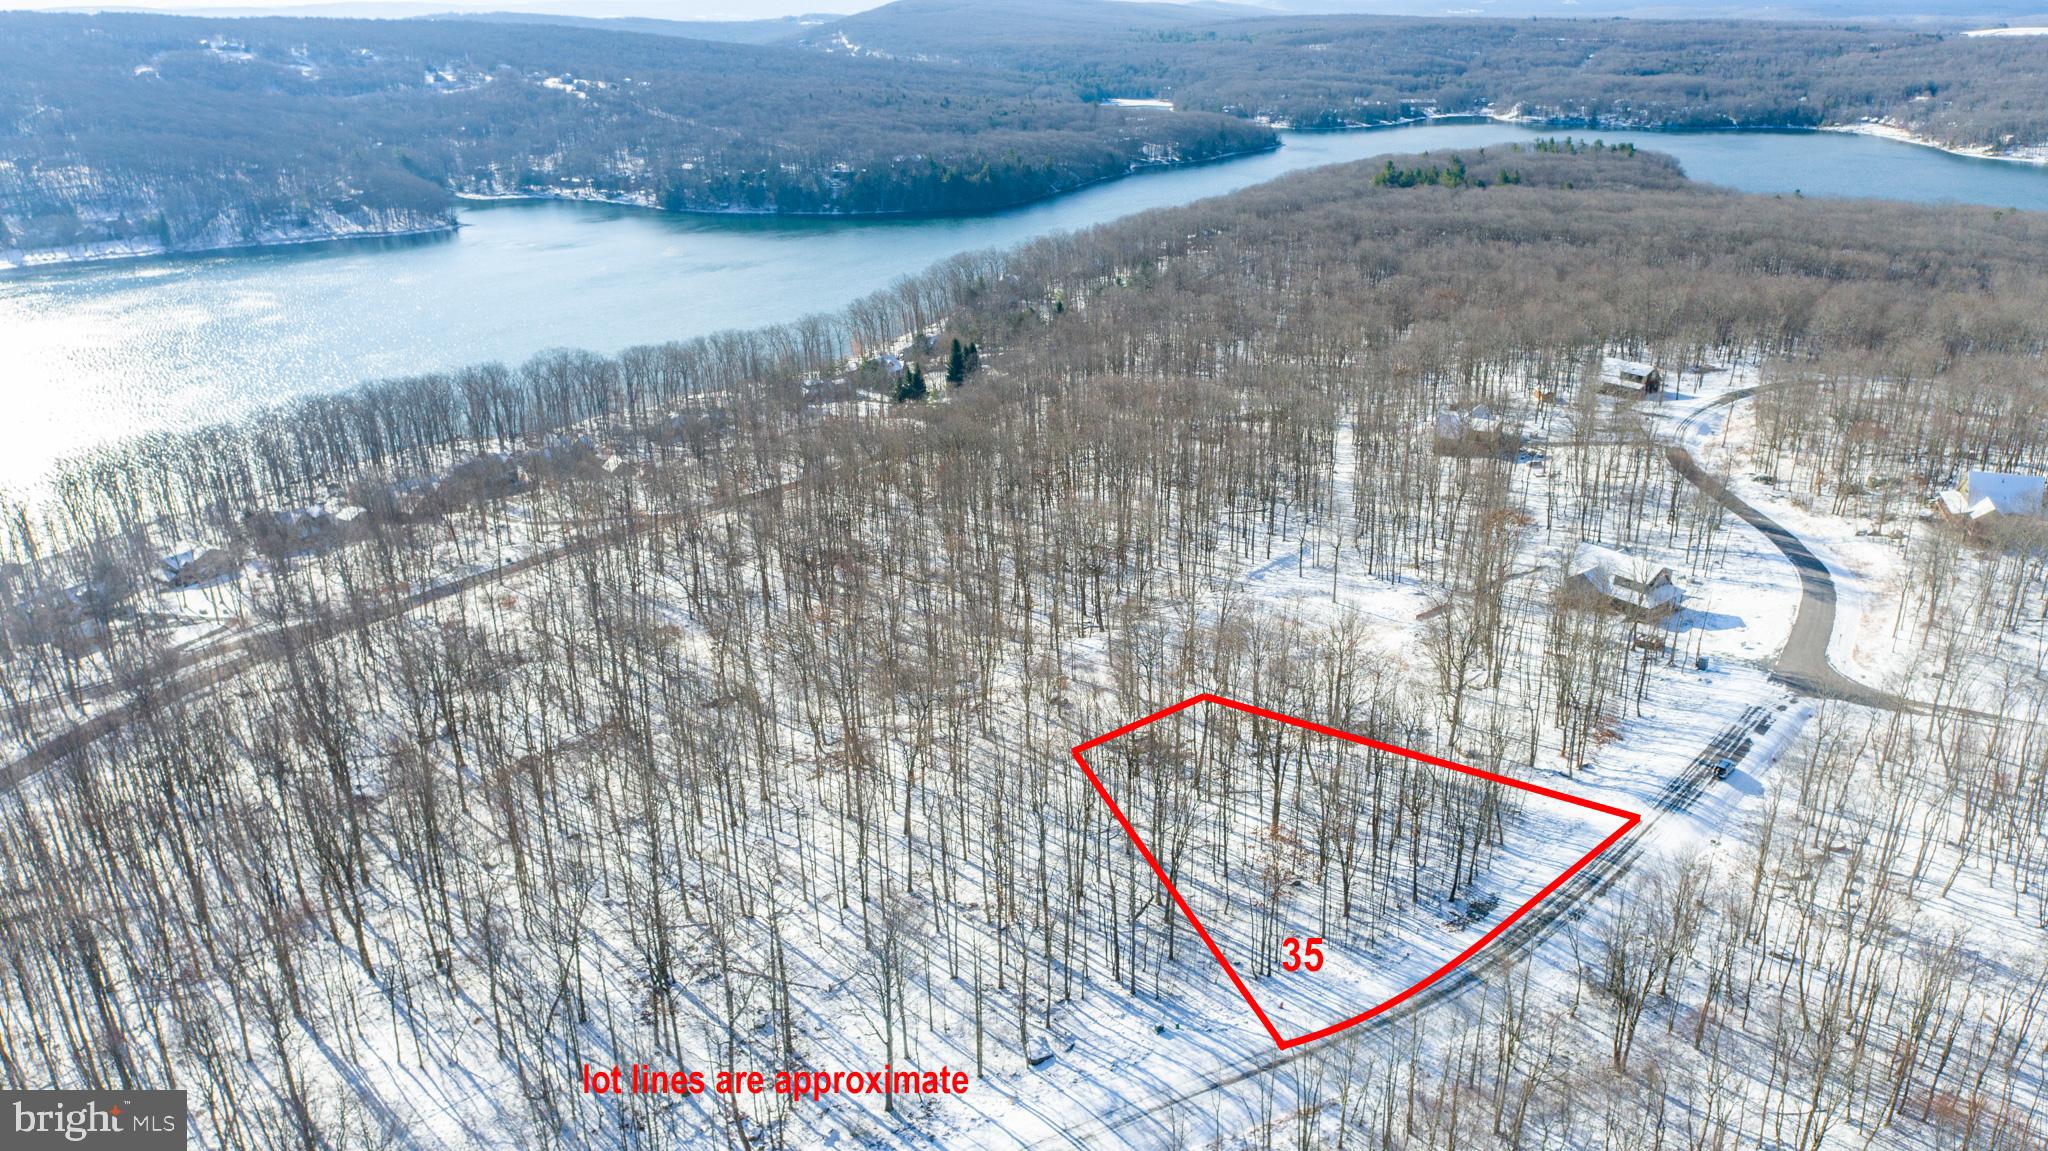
[3,122,2046,490]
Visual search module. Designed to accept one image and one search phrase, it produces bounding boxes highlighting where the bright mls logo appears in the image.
[5,1091,186,1149]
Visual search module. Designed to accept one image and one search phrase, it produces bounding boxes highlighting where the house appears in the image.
[1564,542,1683,619]
[517,435,598,480]
[802,376,857,405]
[275,506,333,542]
[1433,405,1520,457]
[442,452,523,504]
[157,541,237,587]
[1603,360,1664,397]
[244,502,368,553]
[1936,470,2045,523]
[392,476,440,518]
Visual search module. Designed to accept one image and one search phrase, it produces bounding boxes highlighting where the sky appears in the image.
[0,1,887,14]
[0,0,2033,22]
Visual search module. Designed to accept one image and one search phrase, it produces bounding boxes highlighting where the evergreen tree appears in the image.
[896,363,927,403]
[947,339,967,385]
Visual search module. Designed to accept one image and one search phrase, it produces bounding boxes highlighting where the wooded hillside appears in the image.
[806,0,2048,143]
[5,1,2048,262]
[0,11,1271,256]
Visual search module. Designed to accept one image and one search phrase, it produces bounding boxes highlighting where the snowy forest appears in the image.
[1,145,2045,1149]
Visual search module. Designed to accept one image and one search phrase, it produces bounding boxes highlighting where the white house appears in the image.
[1565,542,1683,619]
[1937,470,2045,522]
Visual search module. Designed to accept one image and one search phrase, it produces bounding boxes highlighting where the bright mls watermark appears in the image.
[5,1091,186,1149]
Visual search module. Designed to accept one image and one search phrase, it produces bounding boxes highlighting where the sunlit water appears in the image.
[3,123,2046,490]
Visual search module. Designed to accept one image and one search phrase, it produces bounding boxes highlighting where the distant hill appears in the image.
[419,11,837,45]
[798,1,2048,145]
[801,0,1247,59]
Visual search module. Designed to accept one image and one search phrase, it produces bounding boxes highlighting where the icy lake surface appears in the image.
[4,123,2047,489]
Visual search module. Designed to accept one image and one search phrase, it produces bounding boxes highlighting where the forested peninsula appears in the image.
[4,0,2045,267]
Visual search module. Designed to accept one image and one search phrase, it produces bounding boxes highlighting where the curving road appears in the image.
[1665,389,1914,712]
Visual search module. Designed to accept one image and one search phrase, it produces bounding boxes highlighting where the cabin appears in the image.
[1936,470,2045,524]
[157,541,237,587]
[1603,360,1664,397]
[1564,542,1683,620]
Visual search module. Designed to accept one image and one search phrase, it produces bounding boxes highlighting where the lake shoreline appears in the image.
[1819,121,2048,167]
[14,116,2041,276]
[12,120,2048,490]
[4,143,1286,276]
[457,141,1290,221]
[1325,111,2048,170]
[0,218,463,277]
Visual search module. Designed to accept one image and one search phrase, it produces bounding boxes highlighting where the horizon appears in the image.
[2,0,2044,24]
[0,0,877,15]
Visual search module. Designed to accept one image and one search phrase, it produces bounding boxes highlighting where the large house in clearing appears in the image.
[1565,542,1684,620]
[1936,470,2045,524]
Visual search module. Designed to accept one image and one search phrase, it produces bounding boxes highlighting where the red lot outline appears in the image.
[1072,692,1641,1050]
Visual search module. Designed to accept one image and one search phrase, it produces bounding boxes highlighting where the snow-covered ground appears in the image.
[1822,121,2048,166]
[10,344,2038,1148]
